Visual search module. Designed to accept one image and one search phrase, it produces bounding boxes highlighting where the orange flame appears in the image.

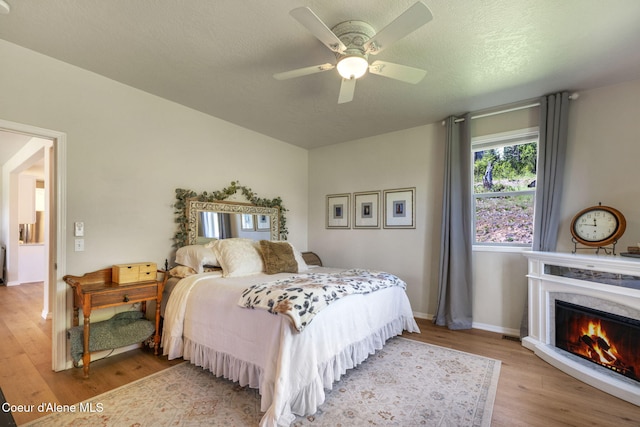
[579,320,620,365]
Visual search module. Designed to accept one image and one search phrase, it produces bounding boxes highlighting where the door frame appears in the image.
[0,118,67,371]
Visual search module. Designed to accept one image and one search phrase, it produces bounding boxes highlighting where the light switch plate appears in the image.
[74,221,84,237]
[74,239,84,252]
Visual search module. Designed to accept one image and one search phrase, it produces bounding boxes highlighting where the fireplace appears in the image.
[555,300,640,382]
[523,251,640,406]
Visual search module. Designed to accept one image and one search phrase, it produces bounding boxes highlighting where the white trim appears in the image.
[414,312,521,337]
[0,118,67,372]
[55,134,68,371]
[471,321,520,337]
[412,311,432,321]
[473,245,532,253]
[471,126,540,248]
[471,127,539,150]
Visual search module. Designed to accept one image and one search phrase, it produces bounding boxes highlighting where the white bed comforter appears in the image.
[161,267,420,426]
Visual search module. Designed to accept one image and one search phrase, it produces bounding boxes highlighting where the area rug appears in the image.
[24,337,501,426]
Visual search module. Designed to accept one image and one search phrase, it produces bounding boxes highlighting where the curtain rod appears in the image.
[443,92,579,125]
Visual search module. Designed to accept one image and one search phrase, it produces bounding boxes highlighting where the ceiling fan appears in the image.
[274,1,433,104]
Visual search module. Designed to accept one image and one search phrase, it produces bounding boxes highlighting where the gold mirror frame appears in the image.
[186,200,279,244]
[173,181,288,248]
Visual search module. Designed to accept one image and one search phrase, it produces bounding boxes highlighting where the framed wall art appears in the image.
[256,214,271,230]
[326,193,350,229]
[353,191,380,229]
[383,187,415,229]
[241,214,255,231]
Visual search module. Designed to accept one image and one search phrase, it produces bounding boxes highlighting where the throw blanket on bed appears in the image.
[238,269,407,332]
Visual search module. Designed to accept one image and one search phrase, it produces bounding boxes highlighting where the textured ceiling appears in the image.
[1,0,640,149]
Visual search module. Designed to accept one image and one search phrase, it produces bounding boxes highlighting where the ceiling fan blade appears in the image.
[290,7,347,53]
[338,77,356,104]
[273,63,335,80]
[369,60,427,84]
[364,1,433,55]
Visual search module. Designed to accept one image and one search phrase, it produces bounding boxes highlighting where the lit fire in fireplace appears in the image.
[555,300,640,382]
[578,320,622,368]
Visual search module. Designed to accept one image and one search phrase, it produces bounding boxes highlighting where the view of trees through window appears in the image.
[473,140,537,245]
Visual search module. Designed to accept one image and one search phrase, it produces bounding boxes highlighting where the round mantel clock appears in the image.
[570,204,626,248]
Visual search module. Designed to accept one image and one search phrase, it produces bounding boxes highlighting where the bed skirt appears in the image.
[180,314,418,426]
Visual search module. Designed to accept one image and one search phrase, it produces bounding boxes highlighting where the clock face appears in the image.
[573,209,619,242]
[570,205,626,247]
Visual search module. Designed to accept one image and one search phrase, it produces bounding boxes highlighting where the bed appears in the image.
[161,238,420,426]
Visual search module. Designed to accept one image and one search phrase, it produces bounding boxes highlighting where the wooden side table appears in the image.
[63,268,166,378]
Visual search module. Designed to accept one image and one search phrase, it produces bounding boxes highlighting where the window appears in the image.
[472,128,538,246]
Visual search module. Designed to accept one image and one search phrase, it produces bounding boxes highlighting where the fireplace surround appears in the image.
[523,251,640,406]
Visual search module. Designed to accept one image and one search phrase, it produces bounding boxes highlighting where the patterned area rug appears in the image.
[24,337,501,426]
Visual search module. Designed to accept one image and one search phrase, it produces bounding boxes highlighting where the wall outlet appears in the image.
[74,238,84,252]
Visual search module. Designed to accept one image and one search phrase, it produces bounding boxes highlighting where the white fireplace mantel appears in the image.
[523,251,640,406]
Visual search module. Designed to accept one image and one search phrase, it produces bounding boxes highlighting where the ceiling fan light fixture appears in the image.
[336,55,368,79]
[0,0,10,14]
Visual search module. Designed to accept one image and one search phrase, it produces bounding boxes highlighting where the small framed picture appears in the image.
[256,214,270,230]
[383,188,415,229]
[241,214,255,231]
[354,191,380,229]
[326,193,350,229]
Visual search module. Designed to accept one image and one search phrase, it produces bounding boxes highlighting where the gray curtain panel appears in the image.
[532,91,570,252]
[434,113,473,330]
[520,91,570,338]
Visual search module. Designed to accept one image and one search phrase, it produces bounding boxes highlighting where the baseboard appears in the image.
[412,311,432,320]
[63,343,143,371]
[472,321,520,337]
[413,312,520,337]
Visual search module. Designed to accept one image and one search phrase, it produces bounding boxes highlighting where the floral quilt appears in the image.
[238,269,407,332]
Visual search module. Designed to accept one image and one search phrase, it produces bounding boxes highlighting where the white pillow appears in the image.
[213,238,265,277]
[175,244,219,273]
[288,242,309,272]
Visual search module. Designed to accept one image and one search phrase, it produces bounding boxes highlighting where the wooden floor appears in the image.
[1,282,638,426]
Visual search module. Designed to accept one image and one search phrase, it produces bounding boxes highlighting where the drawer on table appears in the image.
[112,264,139,284]
[113,262,157,284]
[138,263,158,282]
[91,285,157,307]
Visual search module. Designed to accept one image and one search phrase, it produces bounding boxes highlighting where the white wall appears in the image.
[309,78,640,333]
[0,39,309,280]
[0,38,309,350]
[2,38,639,336]
[309,124,445,318]
[558,79,640,254]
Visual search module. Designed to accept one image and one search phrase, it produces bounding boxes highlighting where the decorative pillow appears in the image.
[259,240,298,274]
[289,243,309,272]
[169,265,197,278]
[175,244,219,273]
[213,238,265,277]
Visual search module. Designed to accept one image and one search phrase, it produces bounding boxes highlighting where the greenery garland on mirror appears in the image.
[173,181,288,248]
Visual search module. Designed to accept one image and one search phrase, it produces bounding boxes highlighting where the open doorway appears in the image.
[0,118,67,372]
[8,138,50,300]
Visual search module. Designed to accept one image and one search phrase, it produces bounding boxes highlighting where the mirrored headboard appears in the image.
[173,182,288,248]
